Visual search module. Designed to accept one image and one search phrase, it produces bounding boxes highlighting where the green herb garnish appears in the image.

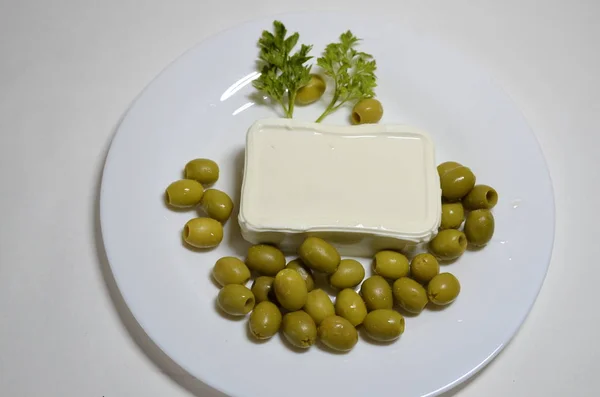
[252,21,313,118]
[315,31,377,122]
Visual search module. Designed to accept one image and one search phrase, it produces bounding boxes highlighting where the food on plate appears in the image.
[246,244,286,276]
[409,253,439,284]
[335,288,368,326]
[303,289,335,325]
[248,301,282,340]
[392,277,428,314]
[281,310,317,348]
[429,229,468,261]
[217,284,255,316]
[372,250,410,280]
[184,158,220,185]
[165,179,204,208]
[328,259,365,289]
[183,217,223,248]
[285,258,315,292]
[427,273,461,305]
[298,237,341,274]
[360,275,393,311]
[439,163,476,201]
[440,202,465,229]
[274,269,308,311]
[315,31,377,123]
[295,74,326,105]
[351,98,383,124]
[199,189,233,223]
[464,209,495,246]
[463,184,499,210]
[212,257,251,286]
[251,276,276,304]
[363,309,405,342]
[318,315,358,352]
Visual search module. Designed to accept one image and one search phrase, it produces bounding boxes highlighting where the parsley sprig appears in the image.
[252,21,313,118]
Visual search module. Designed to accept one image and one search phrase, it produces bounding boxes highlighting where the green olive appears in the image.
[282,311,317,349]
[318,315,358,352]
[165,179,204,208]
[328,259,365,289]
[248,301,282,340]
[251,276,275,304]
[427,273,461,305]
[295,74,326,105]
[184,158,219,185]
[351,98,383,124]
[429,229,467,261]
[392,277,428,314]
[183,217,223,248]
[286,258,315,292]
[437,161,462,178]
[410,253,439,284]
[463,184,499,210]
[360,275,393,311]
[246,245,286,276]
[298,237,340,274]
[439,165,476,201]
[464,209,495,246]
[199,189,233,223]
[217,284,255,316]
[440,202,465,229]
[212,257,251,286]
[373,251,410,280]
[335,289,368,326]
[363,309,405,342]
[303,289,335,325]
[274,269,308,311]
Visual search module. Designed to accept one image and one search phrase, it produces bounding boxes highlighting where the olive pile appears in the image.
[164,159,234,248]
[213,237,462,353]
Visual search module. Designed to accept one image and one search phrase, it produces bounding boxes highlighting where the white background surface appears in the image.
[0,1,598,396]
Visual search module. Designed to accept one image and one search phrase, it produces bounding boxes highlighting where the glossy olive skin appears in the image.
[286,258,315,292]
[440,202,465,229]
[464,209,495,246]
[318,315,358,352]
[335,289,368,326]
[429,229,468,261]
[463,185,499,210]
[360,275,393,311]
[363,309,405,342]
[303,289,335,325]
[392,277,428,314]
[165,179,204,208]
[246,245,286,276]
[183,217,223,248]
[274,269,308,311]
[184,158,219,185]
[251,276,275,304]
[199,189,233,223]
[329,259,365,289]
[212,257,251,286]
[217,284,255,316]
[282,311,317,349]
[248,301,282,340]
[298,237,340,274]
[439,165,476,201]
[373,251,410,280]
[296,74,326,105]
[351,98,383,124]
[427,273,461,305]
[410,253,439,284]
[437,161,462,178]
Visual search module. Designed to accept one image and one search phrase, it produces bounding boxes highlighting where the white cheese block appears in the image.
[238,118,441,256]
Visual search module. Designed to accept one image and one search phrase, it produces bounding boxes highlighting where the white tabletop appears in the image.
[1,1,598,396]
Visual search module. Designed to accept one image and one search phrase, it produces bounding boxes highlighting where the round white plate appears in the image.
[100,12,554,397]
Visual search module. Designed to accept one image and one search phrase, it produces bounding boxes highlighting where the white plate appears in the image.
[100,12,554,397]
